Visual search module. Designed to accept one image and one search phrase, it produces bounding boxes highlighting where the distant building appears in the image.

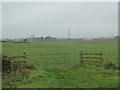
[45,36,56,40]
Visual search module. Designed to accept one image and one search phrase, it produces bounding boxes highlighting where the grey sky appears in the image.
[2,2,118,39]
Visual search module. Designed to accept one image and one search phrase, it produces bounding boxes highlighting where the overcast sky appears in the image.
[2,2,118,39]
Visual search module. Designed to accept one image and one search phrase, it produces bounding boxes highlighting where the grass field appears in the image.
[2,41,119,88]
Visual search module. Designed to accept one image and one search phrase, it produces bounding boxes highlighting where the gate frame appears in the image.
[80,51,103,65]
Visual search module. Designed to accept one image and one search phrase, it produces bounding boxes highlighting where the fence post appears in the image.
[80,51,83,64]
[23,52,27,61]
[23,52,26,81]
[11,60,13,76]
[45,54,47,70]
[100,52,103,64]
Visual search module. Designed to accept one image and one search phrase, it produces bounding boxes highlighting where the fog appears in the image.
[2,2,118,39]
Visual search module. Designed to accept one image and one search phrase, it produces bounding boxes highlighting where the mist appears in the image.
[2,2,118,39]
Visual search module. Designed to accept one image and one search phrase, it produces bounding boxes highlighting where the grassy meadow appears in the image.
[2,41,119,88]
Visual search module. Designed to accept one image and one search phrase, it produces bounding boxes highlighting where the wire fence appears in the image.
[2,51,103,73]
[80,51,103,65]
[26,52,80,69]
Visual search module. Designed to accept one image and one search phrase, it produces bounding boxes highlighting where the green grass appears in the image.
[2,41,118,88]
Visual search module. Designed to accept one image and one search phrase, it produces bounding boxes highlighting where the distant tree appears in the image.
[45,36,56,40]
[115,36,120,40]
[45,36,51,40]
[24,39,27,42]
[40,37,44,40]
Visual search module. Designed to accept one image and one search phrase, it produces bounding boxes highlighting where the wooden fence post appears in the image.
[11,60,13,76]
[23,52,26,59]
[23,52,26,81]
[80,51,83,64]
[100,52,103,64]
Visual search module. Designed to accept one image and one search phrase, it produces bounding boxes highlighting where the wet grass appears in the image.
[2,41,118,88]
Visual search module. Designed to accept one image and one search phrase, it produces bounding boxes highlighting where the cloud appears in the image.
[2,2,118,39]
